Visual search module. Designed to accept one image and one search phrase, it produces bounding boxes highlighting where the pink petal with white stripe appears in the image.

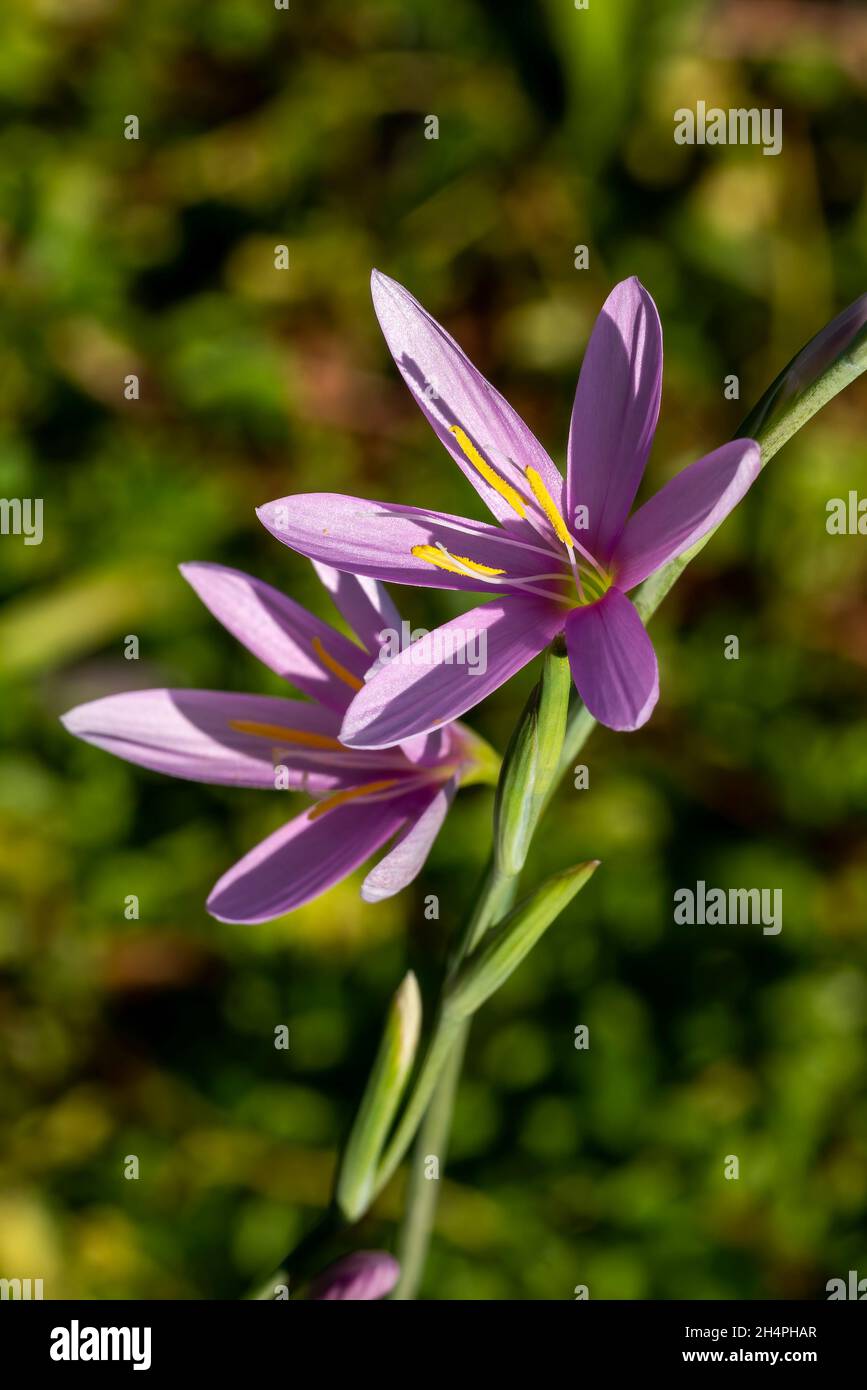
[257,494,545,592]
[362,778,456,902]
[567,278,663,561]
[340,595,564,749]
[207,795,417,923]
[612,440,761,592]
[564,588,659,732]
[371,269,565,528]
[60,689,352,790]
[312,561,402,657]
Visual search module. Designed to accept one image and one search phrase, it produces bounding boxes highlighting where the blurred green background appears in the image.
[2,0,867,1300]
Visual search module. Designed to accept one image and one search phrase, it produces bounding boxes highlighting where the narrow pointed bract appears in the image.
[259,272,762,743]
[444,861,600,1019]
[336,971,422,1220]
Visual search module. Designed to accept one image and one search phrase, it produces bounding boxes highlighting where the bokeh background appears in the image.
[2,0,867,1300]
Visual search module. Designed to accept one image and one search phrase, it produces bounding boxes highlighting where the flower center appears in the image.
[572,565,611,605]
[408,422,612,609]
[519,463,611,605]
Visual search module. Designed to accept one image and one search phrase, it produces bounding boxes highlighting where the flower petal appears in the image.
[564,588,659,732]
[611,440,762,591]
[567,277,663,560]
[180,562,370,713]
[207,795,416,923]
[361,777,456,902]
[312,560,402,656]
[257,493,543,591]
[371,269,565,526]
[60,689,368,791]
[340,595,563,749]
[398,729,451,765]
[307,1251,400,1301]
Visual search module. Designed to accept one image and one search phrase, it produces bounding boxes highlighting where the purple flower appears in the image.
[61,562,490,923]
[258,273,761,743]
[307,1250,399,1301]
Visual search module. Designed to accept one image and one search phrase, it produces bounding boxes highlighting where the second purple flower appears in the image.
[61,563,493,923]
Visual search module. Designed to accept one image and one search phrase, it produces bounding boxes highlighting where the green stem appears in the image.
[451,859,517,963]
[392,1024,468,1300]
[387,856,518,1298]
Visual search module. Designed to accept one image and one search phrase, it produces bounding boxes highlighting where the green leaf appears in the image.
[444,861,600,1020]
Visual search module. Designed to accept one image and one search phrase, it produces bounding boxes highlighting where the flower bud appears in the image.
[335,971,421,1221]
[307,1251,400,1301]
[737,292,867,459]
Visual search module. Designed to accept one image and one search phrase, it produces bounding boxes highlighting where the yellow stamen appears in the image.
[449,425,526,518]
[307,778,400,821]
[411,544,505,577]
[311,635,363,691]
[524,466,572,547]
[229,720,344,751]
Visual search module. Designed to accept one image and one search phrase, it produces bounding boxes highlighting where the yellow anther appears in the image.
[524,466,572,548]
[411,544,505,577]
[229,721,344,751]
[307,778,400,821]
[449,426,526,518]
[311,635,363,691]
